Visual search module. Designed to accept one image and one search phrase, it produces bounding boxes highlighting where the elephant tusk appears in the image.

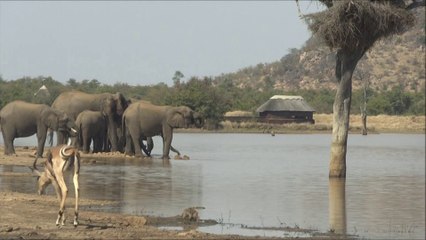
[70,128,78,133]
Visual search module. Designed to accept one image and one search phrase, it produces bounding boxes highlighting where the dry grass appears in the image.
[314,113,425,133]
[217,114,425,134]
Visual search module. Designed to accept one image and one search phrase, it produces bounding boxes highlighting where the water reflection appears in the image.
[79,156,203,216]
[0,165,36,193]
[329,178,346,235]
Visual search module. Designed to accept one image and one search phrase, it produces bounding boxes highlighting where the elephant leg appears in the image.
[124,126,134,156]
[162,127,172,159]
[3,134,15,155]
[116,127,125,153]
[147,137,154,155]
[82,130,90,153]
[1,127,15,155]
[36,129,47,157]
[128,124,143,157]
[102,133,108,152]
[82,129,90,154]
[131,133,143,158]
[140,138,150,156]
[93,138,99,153]
[94,135,104,153]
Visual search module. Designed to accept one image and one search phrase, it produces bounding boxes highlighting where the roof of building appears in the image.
[256,95,315,113]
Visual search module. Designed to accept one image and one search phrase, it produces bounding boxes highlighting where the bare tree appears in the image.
[298,0,424,177]
[354,61,371,135]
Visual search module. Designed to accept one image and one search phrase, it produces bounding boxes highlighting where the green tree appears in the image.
[172,71,185,88]
[167,77,231,129]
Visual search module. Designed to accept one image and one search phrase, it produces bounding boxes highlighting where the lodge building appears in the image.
[256,95,315,124]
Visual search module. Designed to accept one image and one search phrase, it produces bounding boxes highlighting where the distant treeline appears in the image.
[0,75,424,127]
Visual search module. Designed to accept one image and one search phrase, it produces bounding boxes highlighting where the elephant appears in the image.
[73,110,108,154]
[122,101,203,159]
[0,100,77,157]
[51,90,129,152]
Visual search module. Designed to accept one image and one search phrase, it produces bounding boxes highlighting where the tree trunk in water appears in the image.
[329,50,360,178]
[329,178,346,235]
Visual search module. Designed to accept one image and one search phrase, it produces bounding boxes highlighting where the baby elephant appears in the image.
[31,145,81,227]
[74,110,108,153]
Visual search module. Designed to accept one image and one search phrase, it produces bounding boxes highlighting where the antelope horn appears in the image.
[60,146,74,158]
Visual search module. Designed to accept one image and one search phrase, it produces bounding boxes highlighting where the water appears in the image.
[1,133,425,239]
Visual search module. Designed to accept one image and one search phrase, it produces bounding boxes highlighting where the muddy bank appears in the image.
[0,191,225,240]
[0,191,347,240]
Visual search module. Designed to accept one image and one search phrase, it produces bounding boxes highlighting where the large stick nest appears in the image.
[304,0,415,51]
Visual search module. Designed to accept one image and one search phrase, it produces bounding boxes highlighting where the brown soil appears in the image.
[0,147,348,240]
[313,114,425,133]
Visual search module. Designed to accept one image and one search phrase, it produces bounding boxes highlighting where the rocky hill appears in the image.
[215,7,425,93]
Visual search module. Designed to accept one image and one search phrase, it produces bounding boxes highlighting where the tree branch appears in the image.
[406,0,426,10]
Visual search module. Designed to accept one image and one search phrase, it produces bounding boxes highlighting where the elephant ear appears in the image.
[114,92,128,115]
[44,110,59,130]
[167,109,186,128]
[167,107,193,128]
[100,96,114,116]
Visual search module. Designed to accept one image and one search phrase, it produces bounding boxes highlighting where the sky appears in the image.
[0,1,323,86]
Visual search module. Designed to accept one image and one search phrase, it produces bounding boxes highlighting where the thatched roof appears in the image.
[256,95,315,113]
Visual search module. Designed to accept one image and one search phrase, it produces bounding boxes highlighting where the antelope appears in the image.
[31,145,80,227]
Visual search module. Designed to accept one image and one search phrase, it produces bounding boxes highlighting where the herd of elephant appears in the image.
[0,90,203,159]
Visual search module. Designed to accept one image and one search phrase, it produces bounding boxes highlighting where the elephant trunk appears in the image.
[193,112,204,128]
[31,156,43,177]
[107,117,119,152]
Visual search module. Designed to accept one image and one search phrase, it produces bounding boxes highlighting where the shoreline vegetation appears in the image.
[177,114,425,134]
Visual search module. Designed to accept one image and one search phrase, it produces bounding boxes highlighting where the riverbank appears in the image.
[0,147,351,240]
[180,114,425,134]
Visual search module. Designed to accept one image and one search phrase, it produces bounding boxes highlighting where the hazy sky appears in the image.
[0,1,323,86]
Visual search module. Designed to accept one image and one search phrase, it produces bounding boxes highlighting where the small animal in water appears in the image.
[181,207,205,222]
